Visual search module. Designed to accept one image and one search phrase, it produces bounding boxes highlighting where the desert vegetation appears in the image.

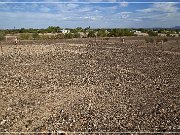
[1,27,179,41]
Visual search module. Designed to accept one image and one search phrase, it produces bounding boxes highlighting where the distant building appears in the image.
[158,33,167,37]
[134,31,149,36]
[170,34,179,37]
[133,30,141,33]
[60,29,70,34]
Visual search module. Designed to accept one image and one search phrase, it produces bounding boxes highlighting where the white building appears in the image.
[60,29,70,34]
[134,31,149,36]
[158,33,167,37]
[170,34,179,37]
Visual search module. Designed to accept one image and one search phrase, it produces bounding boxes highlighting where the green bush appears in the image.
[107,29,134,37]
[87,31,96,37]
[73,32,80,38]
[97,29,107,37]
[148,31,158,36]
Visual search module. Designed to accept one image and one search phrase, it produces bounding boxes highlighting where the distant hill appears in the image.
[172,26,180,30]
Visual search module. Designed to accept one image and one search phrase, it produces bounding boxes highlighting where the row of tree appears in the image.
[1,26,179,34]
[1,26,61,34]
[0,26,180,41]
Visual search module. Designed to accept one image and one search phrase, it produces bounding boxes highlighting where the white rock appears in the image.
[57,130,66,134]
[0,120,7,125]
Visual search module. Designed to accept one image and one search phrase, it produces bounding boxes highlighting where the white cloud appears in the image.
[0,2,179,28]
[118,12,131,19]
[120,1,128,7]
[66,3,79,8]
[138,3,178,13]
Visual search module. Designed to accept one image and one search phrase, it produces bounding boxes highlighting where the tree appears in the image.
[76,27,83,32]
[108,29,119,37]
[138,28,147,33]
[97,29,107,37]
[107,29,134,37]
[120,29,134,36]
[85,26,90,31]
[19,28,26,33]
[167,33,170,37]
[73,32,80,38]
[87,30,96,37]
[156,37,168,42]
[47,26,61,33]
[148,30,158,36]
[175,29,179,34]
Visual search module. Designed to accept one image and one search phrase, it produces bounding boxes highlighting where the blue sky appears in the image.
[0,0,180,29]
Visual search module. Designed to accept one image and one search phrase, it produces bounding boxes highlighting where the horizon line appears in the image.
[0,26,179,29]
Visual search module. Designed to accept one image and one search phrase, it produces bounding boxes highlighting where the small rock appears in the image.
[0,120,7,125]
[57,130,66,134]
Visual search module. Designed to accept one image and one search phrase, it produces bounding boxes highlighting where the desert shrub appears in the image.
[73,32,80,38]
[20,33,32,40]
[43,34,65,40]
[162,37,168,42]
[39,35,48,40]
[166,33,170,37]
[87,31,96,38]
[148,31,158,36]
[32,32,40,39]
[0,31,5,41]
[155,37,168,43]
[97,29,107,37]
[65,33,73,39]
[40,35,56,40]
[145,37,155,43]
[55,34,64,39]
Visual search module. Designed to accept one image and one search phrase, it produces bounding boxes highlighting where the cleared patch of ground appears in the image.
[0,39,179,133]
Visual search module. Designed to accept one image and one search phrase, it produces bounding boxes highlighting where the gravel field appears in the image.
[0,39,180,134]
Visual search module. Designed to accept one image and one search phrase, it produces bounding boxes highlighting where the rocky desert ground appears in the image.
[0,38,179,134]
